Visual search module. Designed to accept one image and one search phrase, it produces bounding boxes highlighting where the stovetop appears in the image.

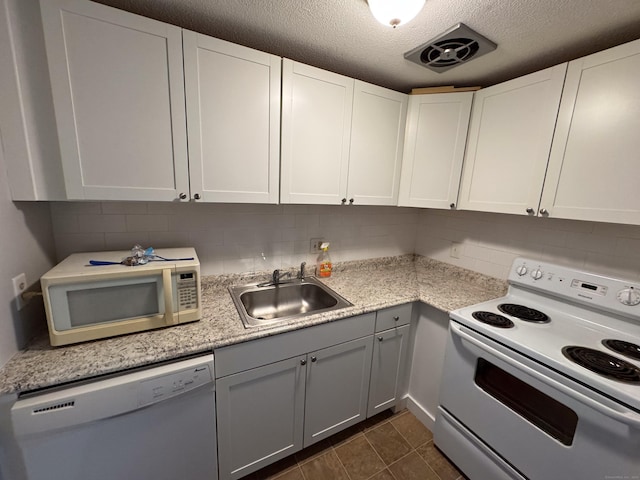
[450,258,640,411]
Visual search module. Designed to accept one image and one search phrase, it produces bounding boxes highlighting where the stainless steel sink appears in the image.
[229,277,352,328]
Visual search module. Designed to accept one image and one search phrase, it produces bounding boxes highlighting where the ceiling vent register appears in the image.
[405,23,497,73]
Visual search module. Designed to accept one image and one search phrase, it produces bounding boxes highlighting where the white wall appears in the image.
[0,141,56,367]
[416,209,640,281]
[49,202,419,275]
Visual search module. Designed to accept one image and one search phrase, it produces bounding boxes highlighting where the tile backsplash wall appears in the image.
[50,202,418,275]
[416,209,640,281]
[50,202,640,281]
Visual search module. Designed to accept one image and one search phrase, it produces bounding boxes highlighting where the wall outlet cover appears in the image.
[12,273,27,310]
[309,238,325,253]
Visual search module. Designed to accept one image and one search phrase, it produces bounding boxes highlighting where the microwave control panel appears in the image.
[176,272,198,310]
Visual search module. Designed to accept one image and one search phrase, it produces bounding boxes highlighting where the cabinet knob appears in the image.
[193,193,201,200]
[526,208,534,215]
[393,316,399,322]
[539,208,548,215]
[378,336,384,342]
[349,198,354,204]
[450,203,456,209]
[341,198,347,205]
[311,356,317,363]
[179,192,187,200]
[300,359,307,366]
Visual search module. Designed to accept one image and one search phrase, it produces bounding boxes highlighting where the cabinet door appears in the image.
[40,0,189,201]
[347,81,408,206]
[540,39,640,225]
[183,32,281,203]
[368,325,410,417]
[398,92,473,209]
[457,64,567,215]
[280,59,354,204]
[304,336,373,446]
[216,356,306,480]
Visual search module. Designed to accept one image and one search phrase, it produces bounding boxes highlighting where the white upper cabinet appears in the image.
[183,33,281,203]
[280,60,354,205]
[348,81,408,206]
[40,0,189,201]
[540,39,640,225]
[458,64,567,216]
[281,59,407,205]
[398,92,473,209]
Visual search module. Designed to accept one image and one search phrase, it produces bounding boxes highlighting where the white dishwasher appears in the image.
[9,354,217,480]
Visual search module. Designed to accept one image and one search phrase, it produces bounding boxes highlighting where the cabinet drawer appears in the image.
[215,313,376,378]
[375,304,412,332]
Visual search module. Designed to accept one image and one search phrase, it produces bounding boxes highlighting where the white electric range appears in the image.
[434,258,640,480]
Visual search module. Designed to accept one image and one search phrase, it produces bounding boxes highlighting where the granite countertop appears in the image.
[0,255,507,394]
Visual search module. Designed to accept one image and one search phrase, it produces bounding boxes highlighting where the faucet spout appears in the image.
[299,262,306,280]
[272,269,293,286]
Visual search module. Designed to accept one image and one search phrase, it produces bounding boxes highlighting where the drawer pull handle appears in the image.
[378,336,384,342]
[311,356,317,363]
[393,316,400,321]
[300,359,307,366]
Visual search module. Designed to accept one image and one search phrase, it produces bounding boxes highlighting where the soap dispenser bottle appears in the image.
[317,242,332,278]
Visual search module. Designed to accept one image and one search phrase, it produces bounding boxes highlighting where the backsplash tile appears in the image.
[51,202,418,275]
[49,202,640,280]
[415,209,640,281]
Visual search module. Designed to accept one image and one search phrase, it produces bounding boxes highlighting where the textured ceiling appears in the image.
[92,0,640,93]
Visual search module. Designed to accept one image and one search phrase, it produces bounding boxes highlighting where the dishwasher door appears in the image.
[10,355,217,480]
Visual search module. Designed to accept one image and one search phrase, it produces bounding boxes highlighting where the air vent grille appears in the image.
[33,400,75,414]
[405,23,496,73]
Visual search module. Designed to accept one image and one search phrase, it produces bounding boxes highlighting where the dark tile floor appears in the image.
[241,409,465,480]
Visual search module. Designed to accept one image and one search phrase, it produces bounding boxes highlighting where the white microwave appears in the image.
[41,248,201,346]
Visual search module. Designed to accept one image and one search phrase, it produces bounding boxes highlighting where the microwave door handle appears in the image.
[451,323,640,428]
[162,268,176,325]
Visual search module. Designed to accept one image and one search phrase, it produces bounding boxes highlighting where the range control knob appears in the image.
[617,287,640,306]
[530,268,543,280]
[515,265,528,276]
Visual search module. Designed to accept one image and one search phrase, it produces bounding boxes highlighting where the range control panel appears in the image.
[509,258,640,315]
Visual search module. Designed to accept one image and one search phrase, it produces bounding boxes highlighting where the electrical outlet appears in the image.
[450,242,462,259]
[12,273,27,311]
[309,237,325,253]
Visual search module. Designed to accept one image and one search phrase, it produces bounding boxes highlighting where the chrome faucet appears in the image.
[272,269,292,286]
[298,262,306,280]
[258,262,307,287]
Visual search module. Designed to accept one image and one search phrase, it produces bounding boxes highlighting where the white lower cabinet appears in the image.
[216,356,305,480]
[214,313,376,480]
[214,307,412,480]
[368,325,410,417]
[368,304,412,417]
[303,336,373,446]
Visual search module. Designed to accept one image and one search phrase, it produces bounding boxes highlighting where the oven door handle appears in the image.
[452,322,640,428]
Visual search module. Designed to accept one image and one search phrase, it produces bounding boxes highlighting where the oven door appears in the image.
[435,321,640,480]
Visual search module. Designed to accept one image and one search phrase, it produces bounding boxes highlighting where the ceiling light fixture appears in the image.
[368,0,425,28]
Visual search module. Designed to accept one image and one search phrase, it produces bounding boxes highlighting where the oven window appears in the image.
[475,358,578,446]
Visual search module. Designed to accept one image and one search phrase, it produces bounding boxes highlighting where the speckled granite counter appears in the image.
[0,255,507,394]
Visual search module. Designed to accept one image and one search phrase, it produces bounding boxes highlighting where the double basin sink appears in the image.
[229,277,352,328]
